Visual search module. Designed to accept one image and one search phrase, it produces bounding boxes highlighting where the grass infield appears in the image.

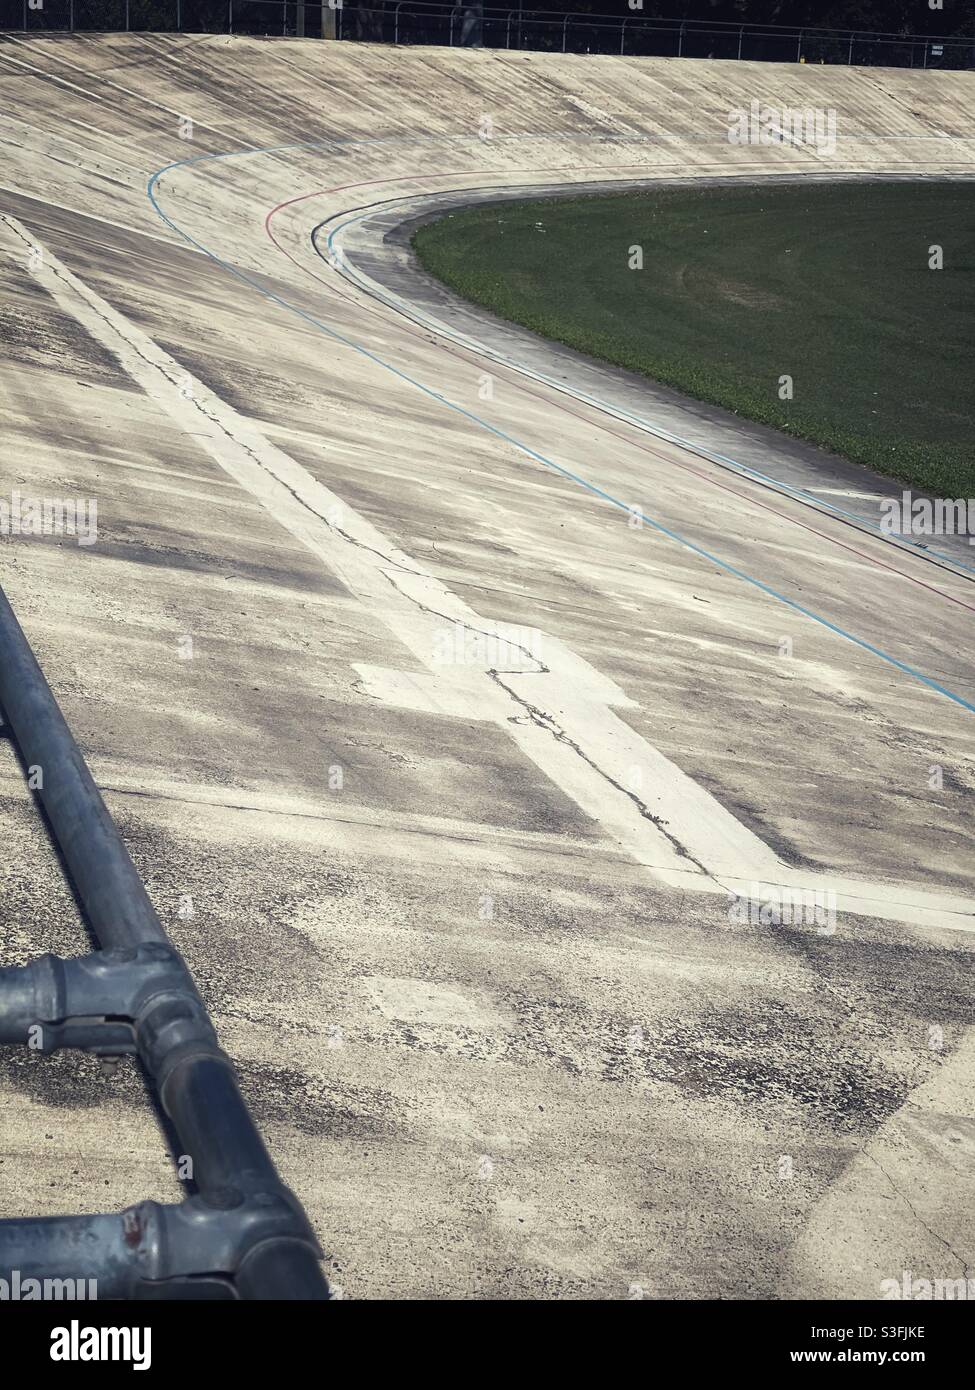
[412,183,974,498]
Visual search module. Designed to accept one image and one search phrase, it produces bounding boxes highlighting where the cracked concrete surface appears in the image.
[0,35,974,1299]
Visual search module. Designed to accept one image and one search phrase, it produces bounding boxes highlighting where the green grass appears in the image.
[412,183,975,496]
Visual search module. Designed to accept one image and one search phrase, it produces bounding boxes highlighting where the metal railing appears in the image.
[1,0,973,70]
[0,583,330,1299]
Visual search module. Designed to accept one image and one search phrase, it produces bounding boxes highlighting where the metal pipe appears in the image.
[0,584,329,1299]
[618,16,625,57]
[0,1213,153,1299]
[0,588,166,950]
[0,1199,327,1298]
[236,1239,327,1300]
[160,1055,283,1200]
[737,24,743,60]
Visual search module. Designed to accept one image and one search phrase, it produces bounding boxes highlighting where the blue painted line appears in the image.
[146,144,975,716]
[324,200,975,580]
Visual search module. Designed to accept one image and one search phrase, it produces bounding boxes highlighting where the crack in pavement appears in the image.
[865,1150,973,1281]
[488,668,715,876]
[381,568,550,674]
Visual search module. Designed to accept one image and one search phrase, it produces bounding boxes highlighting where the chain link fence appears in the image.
[1,0,972,70]
[0,0,319,37]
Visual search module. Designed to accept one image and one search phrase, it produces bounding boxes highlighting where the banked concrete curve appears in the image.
[1,33,974,1299]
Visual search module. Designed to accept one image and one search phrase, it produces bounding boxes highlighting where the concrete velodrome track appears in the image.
[0,33,974,1298]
